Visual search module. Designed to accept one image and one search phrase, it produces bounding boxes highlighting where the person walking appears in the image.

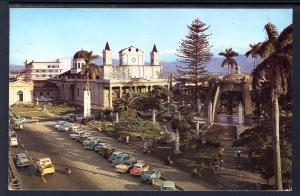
[235,150,242,178]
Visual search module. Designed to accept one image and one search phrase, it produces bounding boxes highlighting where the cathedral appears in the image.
[50,42,168,109]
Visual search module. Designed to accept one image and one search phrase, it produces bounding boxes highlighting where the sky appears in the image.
[10,8,292,65]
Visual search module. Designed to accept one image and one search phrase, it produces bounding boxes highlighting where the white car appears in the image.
[68,125,81,132]
[82,137,97,145]
[57,123,74,132]
[13,153,30,167]
[9,129,16,137]
[69,130,84,138]
[10,137,18,147]
[54,121,67,129]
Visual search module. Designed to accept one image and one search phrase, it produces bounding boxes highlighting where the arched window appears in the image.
[17,90,23,102]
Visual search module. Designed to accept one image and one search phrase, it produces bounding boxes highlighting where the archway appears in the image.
[204,73,252,125]
[17,90,23,102]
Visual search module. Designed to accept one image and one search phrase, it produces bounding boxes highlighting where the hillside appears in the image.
[10,55,255,74]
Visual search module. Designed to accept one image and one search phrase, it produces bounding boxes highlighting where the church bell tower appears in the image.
[150,44,159,66]
[103,41,112,65]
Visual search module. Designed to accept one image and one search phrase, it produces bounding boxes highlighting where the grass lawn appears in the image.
[10,104,48,118]
[87,119,160,139]
[45,103,82,115]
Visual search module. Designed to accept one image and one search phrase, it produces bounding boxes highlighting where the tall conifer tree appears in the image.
[176,18,212,101]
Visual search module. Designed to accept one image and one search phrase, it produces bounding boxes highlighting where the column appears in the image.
[197,98,201,115]
[238,102,244,125]
[150,85,153,92]
[208,101,213,123]
[174,129,181,154]
[152,110,156,124]
[196,121,200,138]
[119,86,123,98]
[115,112,119,123]
[134,85,137,93]
[109,87,113,108]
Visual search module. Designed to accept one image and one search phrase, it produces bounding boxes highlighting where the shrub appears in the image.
[203,125,223,146]
[200,167,215,179]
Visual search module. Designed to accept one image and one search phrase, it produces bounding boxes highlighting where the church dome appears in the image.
[73,49,90,60]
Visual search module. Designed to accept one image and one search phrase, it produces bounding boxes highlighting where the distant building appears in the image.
[24,58,71,81]
[51,42,168,109]
[9,79,34,106]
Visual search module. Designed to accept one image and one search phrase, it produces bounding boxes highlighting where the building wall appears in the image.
[24,58,71,81]
[9,81,33,106]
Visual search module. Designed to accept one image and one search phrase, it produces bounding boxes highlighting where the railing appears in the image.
[8,152,22,190]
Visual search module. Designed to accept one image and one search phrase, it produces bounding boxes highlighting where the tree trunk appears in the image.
[273,93,283,190]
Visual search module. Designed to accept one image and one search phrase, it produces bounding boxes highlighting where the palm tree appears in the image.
[245,43,262,69]
[219,48,239,74]
[80,51,102,91]
[114,90,142,113]
[253,22,292,190]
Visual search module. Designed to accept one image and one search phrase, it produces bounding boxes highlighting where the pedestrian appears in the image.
[237,164,241,178]
[219,158,224,172]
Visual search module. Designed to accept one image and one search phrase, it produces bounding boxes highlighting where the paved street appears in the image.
[10,120,217,190]
[10,121,159,190]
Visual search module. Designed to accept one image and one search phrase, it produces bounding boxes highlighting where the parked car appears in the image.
[141,169,161,184]
[94,142,108,152]
[76,114,83,122]
[9,128,16,138]
[61,113,76,122]
[68,125,81,132]
[13,119,25,130]
[10,137,18,147]
[99,146,117,159]
[36,157,55,175]
[13,153,30,167]
[69,131,85,139]
[76,133,91,142]
[112,154,135,166]
[108,151,125,162]
[82,137,96,145]
[115,159,140,173]
[84,138,103,150]
[54,121,67,129]
[160,181,176,191]
[57,123,74,132]
[129,162,150,176]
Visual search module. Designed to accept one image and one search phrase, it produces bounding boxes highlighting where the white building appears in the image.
[51,42,168,109]
[9,79,34,106]
[24,58,71,81]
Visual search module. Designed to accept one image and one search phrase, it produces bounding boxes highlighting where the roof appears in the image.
[33,80,58,88]
[162,181,175,187]
[118,46,144,54]
[105,42,110,50]
[152,44,158,52]
[73,49,90,60]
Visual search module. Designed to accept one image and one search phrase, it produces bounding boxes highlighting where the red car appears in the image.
[129,162,150,176]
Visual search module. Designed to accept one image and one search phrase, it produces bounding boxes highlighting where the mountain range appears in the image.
[10,55,256,74]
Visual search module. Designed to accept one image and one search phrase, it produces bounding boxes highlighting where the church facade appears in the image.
[50,43,168,109]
